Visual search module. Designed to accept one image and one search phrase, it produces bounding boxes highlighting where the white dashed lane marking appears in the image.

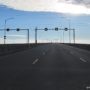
[80,58,87,63]
[70,51,87,63]
[43,52,46,55]
[32,58,39,64]
[86,86,90,89]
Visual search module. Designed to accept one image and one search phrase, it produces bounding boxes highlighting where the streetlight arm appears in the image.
[4,17,14,44]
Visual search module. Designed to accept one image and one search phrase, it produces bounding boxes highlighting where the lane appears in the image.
[31,44,90,90]
[0,44,90,90]
[27,44,90,90]
[61,44,90,63]
[0,44,50,89]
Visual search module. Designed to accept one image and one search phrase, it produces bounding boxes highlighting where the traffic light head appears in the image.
[44,28,48,31]
[64,28,68,31]
[55,27,58,31]
[17,28,20,31]
[6,28,10,31]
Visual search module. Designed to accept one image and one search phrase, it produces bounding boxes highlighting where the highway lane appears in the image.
[0,44,90,90]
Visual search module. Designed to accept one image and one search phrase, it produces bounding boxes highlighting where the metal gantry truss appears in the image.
[0,28,29,45]
[35,27,75,44]
[0,27,75,45]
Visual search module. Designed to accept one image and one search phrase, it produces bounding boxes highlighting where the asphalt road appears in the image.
[0,43,90,90]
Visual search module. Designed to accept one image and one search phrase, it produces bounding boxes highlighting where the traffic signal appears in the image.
[17,28,20,31]
[6,28,10,31]
[64,28,68,31]
[55,27,58,31]
[4,36,6,39]
[44,28,48,31]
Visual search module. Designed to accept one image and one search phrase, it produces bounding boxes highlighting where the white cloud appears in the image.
[0,0,90,15]
[61,0,90,8]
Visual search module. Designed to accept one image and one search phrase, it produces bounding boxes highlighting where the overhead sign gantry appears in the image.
[0,28,29,45]
[35,27,75,44]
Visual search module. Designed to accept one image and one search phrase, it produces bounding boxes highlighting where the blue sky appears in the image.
[0,0,90,44]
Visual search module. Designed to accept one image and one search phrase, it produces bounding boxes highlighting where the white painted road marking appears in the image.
[43,52,46,55]
[32,58,39,64]
[86,86,90,89]
[80,58,87,63]
[70,51,87,63]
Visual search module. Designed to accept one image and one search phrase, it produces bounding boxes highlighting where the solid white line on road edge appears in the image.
[32,58,39,64]
[80,58,87,63]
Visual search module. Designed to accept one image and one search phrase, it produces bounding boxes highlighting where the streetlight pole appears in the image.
[73,29,75,44]
[68,19,71,44]
[4,19,6,44]
[59,16,65,43]
[63,30,64,43]
[4,18,14,44]
[61,17,71,44]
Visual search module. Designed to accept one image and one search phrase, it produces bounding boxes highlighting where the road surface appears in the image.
[0,43,90,90]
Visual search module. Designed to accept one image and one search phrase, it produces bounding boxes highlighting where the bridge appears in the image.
[0,27,90,90]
